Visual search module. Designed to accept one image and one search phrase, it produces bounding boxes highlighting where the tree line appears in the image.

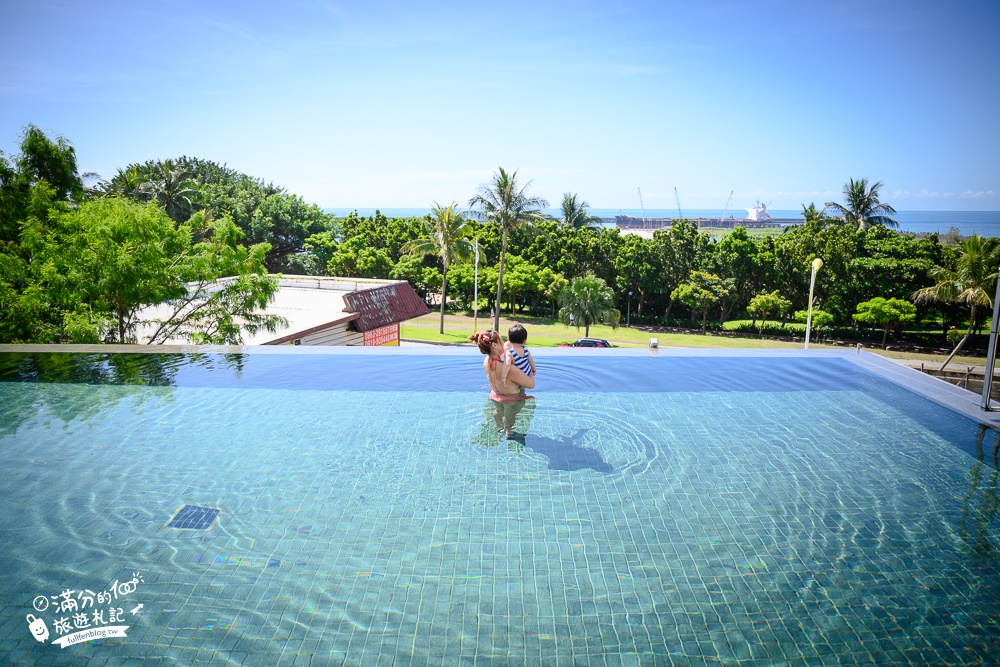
[0,125,334,344]
[2,125,997,361]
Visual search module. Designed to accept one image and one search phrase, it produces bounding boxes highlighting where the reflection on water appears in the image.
[472,398,613,473]
[473,397,537,450]
[0,351,247,386]
[962,425,1000,558]
[0,352,248,436]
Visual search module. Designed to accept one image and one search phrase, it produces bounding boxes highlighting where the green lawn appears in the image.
[402,312,989,367]
[698,226,786,239]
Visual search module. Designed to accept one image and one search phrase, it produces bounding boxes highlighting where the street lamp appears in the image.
[804,257,823,349]
[980,266,1000,410]
[627,291,633,326]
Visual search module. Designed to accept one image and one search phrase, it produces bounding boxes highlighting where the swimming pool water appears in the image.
[0,350,998,665]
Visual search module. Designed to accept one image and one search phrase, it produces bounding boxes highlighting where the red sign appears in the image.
[363,323,399,346]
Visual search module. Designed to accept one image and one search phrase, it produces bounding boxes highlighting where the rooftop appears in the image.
[137,275,429,345]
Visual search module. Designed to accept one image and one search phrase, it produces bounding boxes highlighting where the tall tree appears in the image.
[800,202,832,225]
[671,270,729,333]
[853,297,917,347]
[99,165,147,199]
[747,290,792,338]
[0,126,85,341]
[12,124,85,203]
[615,233,661,318]
[401,202,478,334]
[558,273,620,338]
[140,159,199,223]
[469,167,548,331]
[560,193,602,229]
[712,226,761,319]
[36,198,282,344]
[653,219,710,320]
[825,178,897,230]
[913,234,1000,370]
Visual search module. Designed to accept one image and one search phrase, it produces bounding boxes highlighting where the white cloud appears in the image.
[960,189,996,199]
[891,189,911,199]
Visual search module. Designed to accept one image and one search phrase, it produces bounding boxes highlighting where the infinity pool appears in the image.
[0,349,998,666]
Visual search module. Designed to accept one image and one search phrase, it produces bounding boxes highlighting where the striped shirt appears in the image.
[510,346,533,377]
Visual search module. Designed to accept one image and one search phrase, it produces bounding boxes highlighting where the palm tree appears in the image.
[825,178,897,230]
[100,165,147,199]
[560,193,602,229]
[913,234,1000,370]
[558,274,620,338]
[469,167,548,331]
[142,159,199,223]
[402,202,479,334]
[800,202,831,224]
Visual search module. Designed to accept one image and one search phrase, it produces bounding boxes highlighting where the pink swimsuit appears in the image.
[488,357,533,403]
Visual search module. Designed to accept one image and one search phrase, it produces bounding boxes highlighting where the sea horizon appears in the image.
[323,208,1000,238]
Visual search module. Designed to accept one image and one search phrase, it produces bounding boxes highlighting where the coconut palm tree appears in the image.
[800,202,831,225]
[558,274,620,338]
[560,193,602,229]
[469,168,548,331]
[825,178,897,230]
[402,202,479,334]
[141,159,199,223]
[913,234,1000,370]
[100,165,147,199]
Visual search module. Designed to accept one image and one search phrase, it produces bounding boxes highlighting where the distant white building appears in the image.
[137,275,430,346]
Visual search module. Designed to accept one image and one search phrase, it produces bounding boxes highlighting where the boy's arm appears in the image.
[528,350,537,374]
[500,349,513,382]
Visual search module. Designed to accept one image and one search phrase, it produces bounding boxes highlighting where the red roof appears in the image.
[343,282,430,332]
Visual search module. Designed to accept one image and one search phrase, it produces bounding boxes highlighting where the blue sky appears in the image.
[2,0,998,211]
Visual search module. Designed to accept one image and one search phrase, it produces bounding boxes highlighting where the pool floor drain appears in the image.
[164,504,222,530]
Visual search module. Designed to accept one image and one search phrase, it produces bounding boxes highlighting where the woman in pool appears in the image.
[469,330,535,437]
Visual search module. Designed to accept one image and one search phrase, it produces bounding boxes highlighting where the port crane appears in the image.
[637,187,647,227]
[674,187,683,219]
[721,190,733,220]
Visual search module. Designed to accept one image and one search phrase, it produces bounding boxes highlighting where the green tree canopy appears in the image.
[469,167,548,330]
[12,124,85,203]
[558,273,620,337]
[653,220,710,320]
[794,308,834,338]
[140,158,199,223]
[913,234,1000,368]
[671,270,729,333]
[747,290,792,337]
[401,202,478,333]
[853,297,917,347]
[100,156,337,272]
[615,233,661,318]
[25,198,282,344]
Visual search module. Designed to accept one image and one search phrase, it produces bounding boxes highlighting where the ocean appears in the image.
[323,208,1000,239]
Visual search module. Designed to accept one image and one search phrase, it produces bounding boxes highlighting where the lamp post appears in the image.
[980,267,1000,410]
[804,257,823,349]
[627,291,633,326]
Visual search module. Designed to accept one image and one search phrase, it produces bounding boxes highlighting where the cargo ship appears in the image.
[614,202,799,231]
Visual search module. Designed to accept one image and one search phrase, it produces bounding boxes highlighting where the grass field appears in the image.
[698,226,786,239]
[401,312,988,367]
